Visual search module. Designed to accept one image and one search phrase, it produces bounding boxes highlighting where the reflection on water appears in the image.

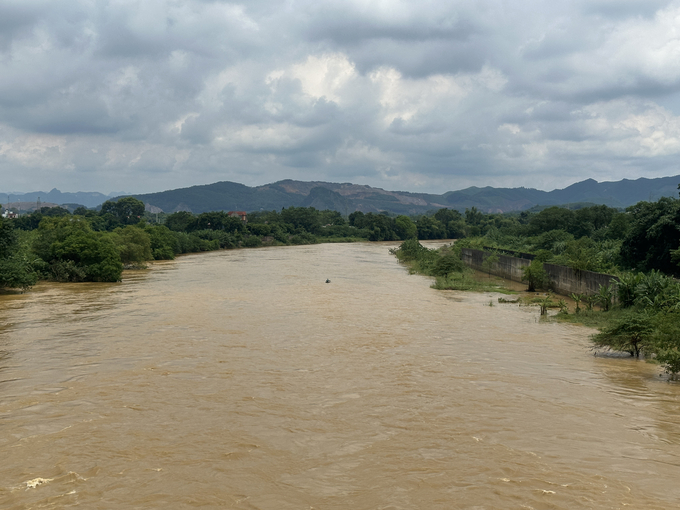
[1,242,680,509]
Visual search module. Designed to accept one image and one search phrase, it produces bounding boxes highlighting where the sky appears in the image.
[2,0,680,195]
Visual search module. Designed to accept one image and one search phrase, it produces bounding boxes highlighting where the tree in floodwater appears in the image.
[0,217,39,290]
[651,314,680,378]
[591,312,653,358]
[32,217,122,282]
[110,225,153,265]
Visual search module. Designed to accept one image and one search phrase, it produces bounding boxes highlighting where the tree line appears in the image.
[0,199,424,288]
[2,190,679,292]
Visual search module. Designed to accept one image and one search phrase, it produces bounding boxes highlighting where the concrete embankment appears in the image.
[461,248,619,296]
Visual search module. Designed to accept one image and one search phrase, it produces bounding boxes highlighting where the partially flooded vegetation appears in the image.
[4,189,680,378]
[391,235,680,379]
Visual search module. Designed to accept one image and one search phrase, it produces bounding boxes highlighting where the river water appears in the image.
[1,242,679,509]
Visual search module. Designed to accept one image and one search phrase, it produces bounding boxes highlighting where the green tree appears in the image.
[415,215,445,240]
[652,314,680,378]
[527,207,575,235]
[394,215,417,240]
[434,208,462,225]
[243,236,263,248]
[40,206,71,217]
[165,211,194,232]
[0,254,39,289]
[0,217,18,258]
[0,217,38,290]
[532,229,574,252]
[605,212,631,240]
[522,259,550,292]
[33,217,122,282]
[72,206,90,216]
[432,251,466,276]
[144,225,178,260]
[100,197,146,226]
[464,207,484,226]
[12,211,44,231]
[188,211,245,233]
[620,197,680,275]
[565,237,600,272]
[281,207,322,234]
[111,225,153,265]
[591,311,653,358]
[572,205,616,239]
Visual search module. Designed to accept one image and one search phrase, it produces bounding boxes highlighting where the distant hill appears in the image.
[0,188,121,209]
[4,175,678,215]
[124,175,680,215]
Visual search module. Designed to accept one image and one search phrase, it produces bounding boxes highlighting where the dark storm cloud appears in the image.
[2,0,680,194]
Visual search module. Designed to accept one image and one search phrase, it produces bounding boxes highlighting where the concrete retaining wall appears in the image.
[461,248,619,296]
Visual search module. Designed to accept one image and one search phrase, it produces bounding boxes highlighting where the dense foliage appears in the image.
[0,217,39,290]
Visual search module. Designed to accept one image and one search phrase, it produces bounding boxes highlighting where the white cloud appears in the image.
[2,0,680,194]
[288,54,357,104]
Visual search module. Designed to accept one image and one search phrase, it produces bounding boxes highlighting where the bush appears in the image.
[432,252,466,276]
[650,313,680,377]
[392,238,432,262]
[144,225,178,260]
[617,272,643,308]
[290,232,317,245]
[0,218,39,290]
[243,236,263,248]
[32,217,122,282]
[111,225,152,264]
[0,253,39,289]
[522,259,550,292]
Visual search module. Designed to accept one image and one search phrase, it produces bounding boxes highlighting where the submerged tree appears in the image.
[591,312,653,358]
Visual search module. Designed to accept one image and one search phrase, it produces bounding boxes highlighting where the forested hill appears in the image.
[125,175,680,215]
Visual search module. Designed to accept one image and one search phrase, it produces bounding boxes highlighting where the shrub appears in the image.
[522,259,550,292]
[243,236,263,248]
[432,252,466,276]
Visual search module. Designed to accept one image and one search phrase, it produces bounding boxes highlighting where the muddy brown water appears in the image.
[1,242,679,509]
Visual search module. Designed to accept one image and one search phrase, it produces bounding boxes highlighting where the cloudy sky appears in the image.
[2,0,680,194]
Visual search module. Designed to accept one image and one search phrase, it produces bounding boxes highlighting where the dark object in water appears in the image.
[325,279,331,283]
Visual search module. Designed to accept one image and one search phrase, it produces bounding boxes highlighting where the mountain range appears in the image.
[0,189,124,210]
[3,175,679,215]
[126,175,680,215]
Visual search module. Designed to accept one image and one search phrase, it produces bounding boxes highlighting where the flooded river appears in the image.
[1,242,680,509]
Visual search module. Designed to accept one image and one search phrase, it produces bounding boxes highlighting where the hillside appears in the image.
[4,175,678,215]
[0,189,121,209]
[125,175,680,215]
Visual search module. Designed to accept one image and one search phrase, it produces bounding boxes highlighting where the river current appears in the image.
[1,242,679,509]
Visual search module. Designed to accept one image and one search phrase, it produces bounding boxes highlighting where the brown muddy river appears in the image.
[1,242,680,509]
